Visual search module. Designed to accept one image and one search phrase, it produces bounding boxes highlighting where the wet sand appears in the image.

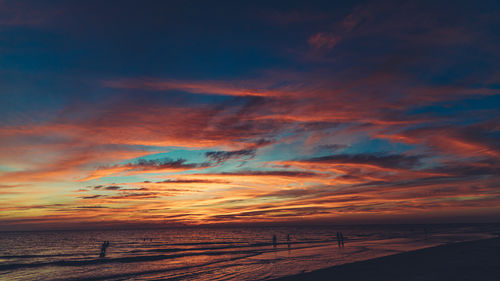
[271,236,500,281]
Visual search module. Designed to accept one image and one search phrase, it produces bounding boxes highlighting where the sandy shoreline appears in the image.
[270,236,500,281]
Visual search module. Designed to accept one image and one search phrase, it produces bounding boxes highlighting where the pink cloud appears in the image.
[308,32,341,50]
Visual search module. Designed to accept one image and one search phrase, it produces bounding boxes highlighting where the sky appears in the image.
[1,0,500,231]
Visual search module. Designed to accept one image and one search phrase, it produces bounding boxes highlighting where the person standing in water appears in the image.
[286,234,291,248]
[99,241,110,258]
[336,232,341,247]
[272,234,277,248]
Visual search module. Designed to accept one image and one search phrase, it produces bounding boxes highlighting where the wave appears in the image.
[0,248,268,271]
[131,240,335,254]
[63,252,262,281]
[0,253,80,259]
[0,241,332,271]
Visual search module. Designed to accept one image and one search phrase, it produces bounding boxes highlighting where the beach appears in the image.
[271,236,500,281]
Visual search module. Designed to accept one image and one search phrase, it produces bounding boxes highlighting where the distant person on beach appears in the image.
[273,234,277,247]
[336,232,341,247]
[340,232,345,247]
[287,234,291,248]
[99,241,110,258]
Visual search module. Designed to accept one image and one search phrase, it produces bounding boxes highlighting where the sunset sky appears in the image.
[1,0,499,231]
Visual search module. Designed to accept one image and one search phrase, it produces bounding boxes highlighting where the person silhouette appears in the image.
[99,241,110,258]
[272,234,277,248]
[286,234,291,248]
[336,232,341,247]
[340,232,345,247]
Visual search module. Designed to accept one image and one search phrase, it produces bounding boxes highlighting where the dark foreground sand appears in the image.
[271,237,500,281]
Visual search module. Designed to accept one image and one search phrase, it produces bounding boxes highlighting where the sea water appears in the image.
[0,224,498,281]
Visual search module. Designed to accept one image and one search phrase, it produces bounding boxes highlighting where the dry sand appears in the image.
[270,236,500,281]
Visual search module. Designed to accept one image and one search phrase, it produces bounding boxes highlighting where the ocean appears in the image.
[0,224,498,281]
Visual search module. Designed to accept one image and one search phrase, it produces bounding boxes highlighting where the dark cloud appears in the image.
[130,158,210,170]
[79,195,103,199]
[79,192,160,201]
[93,185,121,190]
[205,138,277,164]
[205,148,256,163]
[302,153,423,169]
[251,138,276,147]
[104,185,121,190]
[82,157,214,181]
[156,179,229,184]
[107,192,159,200]
[316,144,349,152]
[218,170,323,177]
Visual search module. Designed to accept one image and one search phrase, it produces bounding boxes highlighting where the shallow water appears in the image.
[0,224,498,280]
